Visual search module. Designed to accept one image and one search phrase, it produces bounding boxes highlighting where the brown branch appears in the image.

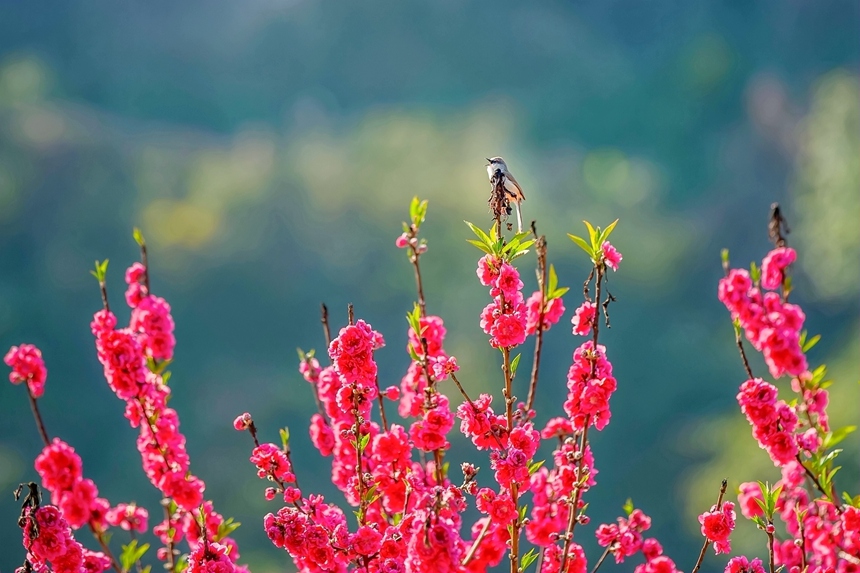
[162,501,177,572]
[462,517,492,566]
[559,421,590,573]
[321,303,332,350]
[590,545,612,573]
[735,330,755,380]
[691,479,728,573]
[348,303,355,326]
[90,524,123,573]
[796,455,842,514]
[526,231,547,412]
[26,386,50,447]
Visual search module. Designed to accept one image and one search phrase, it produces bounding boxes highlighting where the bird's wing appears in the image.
[504,172,525,202]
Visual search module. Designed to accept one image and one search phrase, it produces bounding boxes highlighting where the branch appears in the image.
[691,479,727,573]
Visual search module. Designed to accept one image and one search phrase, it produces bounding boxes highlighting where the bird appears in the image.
[486,157,525,233]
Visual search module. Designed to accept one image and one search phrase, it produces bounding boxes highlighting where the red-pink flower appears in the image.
[571,301,596,336]
[699,501,736,554]
[601,241,622,271]
[5,343,48,398]
[761,247,796,290]
[106,503,148,533]
[724,556,766,573]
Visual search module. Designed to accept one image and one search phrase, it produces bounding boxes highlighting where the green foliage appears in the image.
[520,548,539,571]
[464,221,534,262]
[90,259,109,282]
[120,540,149,573]
[279,427,290,451]
[215,517,241,541]
[567,219,618,264]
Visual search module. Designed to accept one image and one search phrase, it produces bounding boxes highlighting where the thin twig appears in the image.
[90,524,123,573]
[735,331,754,380]
[590,545,612,573]
[527,231,547,412]
[321,303,332,350]
[796,455,842,514]
[26,387,50,447]
[462,517,492,566]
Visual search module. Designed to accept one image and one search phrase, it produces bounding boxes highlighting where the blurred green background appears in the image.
[1,2,858,571]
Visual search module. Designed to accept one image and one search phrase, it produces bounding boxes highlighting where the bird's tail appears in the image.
[515,202,524,234]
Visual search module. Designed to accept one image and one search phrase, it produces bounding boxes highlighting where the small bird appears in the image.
[486,157,525,232]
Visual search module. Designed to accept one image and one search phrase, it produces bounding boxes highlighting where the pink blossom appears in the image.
[724,556,766,573]
[5,343,48,398]
[525,290,566,335]
[602,241,622,271]
[106,503,148,532]
[395,233,409,248]
[233,412,252,431]
[761,247,796,290]
[571,301,596,336]
[699,501,736,554]
[490,312,527,348]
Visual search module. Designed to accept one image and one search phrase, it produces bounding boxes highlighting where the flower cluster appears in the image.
[718,247,807,379]
[737,378,799,465]
[698,501,736,554]
[564,341,617,432]
[19,505,111,573]
[90,261,244,568]
[477,256,528,348]
[720,235,857,573]
[34,439,111,530]
[4,343,47,398]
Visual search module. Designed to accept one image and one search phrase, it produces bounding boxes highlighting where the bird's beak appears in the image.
[485,158,492,164]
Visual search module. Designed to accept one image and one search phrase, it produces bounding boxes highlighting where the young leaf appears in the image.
[133,227,146,247]
[120,540,150,573]
[622,498,634,516]
[465,221,493,251]
[599,218,619,245]
[521,548,539,571]
[528,459,545,475]
[548,264,559,295]
[510,353,521,377]
[802,334,821,353]
[280,427,290,450]
[721,248,730,266]
[750,261,761,284]
[824,426,857,449]
[567,234,593,258]
[583,220,598,250]
[467,239,492,254]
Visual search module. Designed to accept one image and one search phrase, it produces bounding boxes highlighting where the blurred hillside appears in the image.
[0,2,858,571]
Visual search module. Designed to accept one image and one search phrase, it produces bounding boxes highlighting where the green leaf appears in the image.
[721,248,730,266]
[510,353,521,377]
[215,517,241,541]
[550,287,570,300]
[802,334,821,353]
[583,220,598,250]
[750,261,761,284]
[407,343,421,363]
[279,427,290,450]
[622,498,634,516]
[824,426,856,449]
[519,504,528,521]
[547,264,558,295]
[465,221,492,249]
[120,540,150,573]
[133,227,146,247]
[598,218,619,245]
[567,234,593,258]
[358,433,370,453]
[466,239,492,254]
[90,259,110,282]
[528,459,545,475]
[521,548,539,571]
